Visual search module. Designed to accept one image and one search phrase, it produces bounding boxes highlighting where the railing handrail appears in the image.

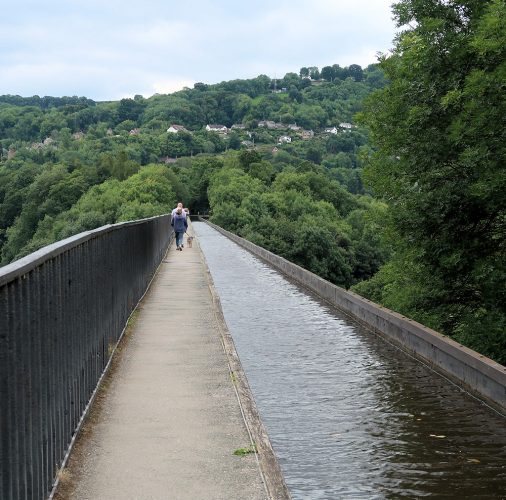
[0,214,170,287]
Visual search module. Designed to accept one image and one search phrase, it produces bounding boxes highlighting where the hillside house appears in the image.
[72,131,85,140]
[324,127,338,134]
[129,128,140,135]
[160,156,178,164]
[231,123,246,130]
[339,122,354,129]
[278,135,292,144]
[288,124,300,131]
[300,130,314,140]
[206,124,228,134]
[167,124,188,133]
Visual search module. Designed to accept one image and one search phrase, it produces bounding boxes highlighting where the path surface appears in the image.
[64,226,267,500]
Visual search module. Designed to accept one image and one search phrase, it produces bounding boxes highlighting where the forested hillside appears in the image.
[0,63,386,272]
[1,12,504,369]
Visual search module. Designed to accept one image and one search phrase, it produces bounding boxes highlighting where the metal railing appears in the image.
[0,215,173,500]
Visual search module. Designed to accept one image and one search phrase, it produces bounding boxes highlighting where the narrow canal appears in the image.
[193,222,506,499]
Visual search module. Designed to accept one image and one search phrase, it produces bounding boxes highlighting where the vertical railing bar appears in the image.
[55,253,65,475]
[75,244,83,431]
[34,268,43,500]
[0,282,13,499]
[33,267,42,498]
[48,258,58,492]
[71,245,78,435]
[28,271,37,500]
[39,263,50,498]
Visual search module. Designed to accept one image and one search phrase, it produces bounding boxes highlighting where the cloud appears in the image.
[128,20,193,48]
[0,0,397,99]
[145,78,196,97]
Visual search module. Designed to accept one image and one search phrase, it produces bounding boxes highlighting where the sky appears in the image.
[1,0,398,102]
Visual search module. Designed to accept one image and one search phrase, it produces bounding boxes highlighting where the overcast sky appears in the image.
[1,0,397,101]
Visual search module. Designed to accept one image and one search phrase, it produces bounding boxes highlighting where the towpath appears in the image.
[57,225,269,500]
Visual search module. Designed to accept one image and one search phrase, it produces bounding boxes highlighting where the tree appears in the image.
[248,161,274,183]
[117,98,146,122]
[281,72,301,89]
[308,66,320,80]
[321,66,334,82]
[288,86,303,103]
[101,151,140,181]
[332,64,345,81]
[299,67,309,78]
[238,149,261,170]
[228,132,241,150]
[348,64,363,82]
[207,168,264,230]
[360,0,506,362]
[306,147,323,164]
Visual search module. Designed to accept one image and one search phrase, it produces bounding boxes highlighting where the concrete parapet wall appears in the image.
[204,220,506,415]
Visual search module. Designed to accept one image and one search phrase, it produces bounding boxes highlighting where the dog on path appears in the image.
[187,236,194,248]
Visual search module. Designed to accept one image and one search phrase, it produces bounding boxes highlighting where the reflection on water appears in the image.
[194,222,506,499]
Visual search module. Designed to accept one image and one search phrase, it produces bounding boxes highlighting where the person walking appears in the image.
[171,206,188,251]
[171,202,185,219]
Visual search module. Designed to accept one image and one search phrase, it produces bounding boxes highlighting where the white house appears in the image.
[159,156,178,164]
[278,135,292,144]
[206,124,228,134]
[324,126,338,134]
[231,123,246,130]
[339,122,354,129]
[167,124,188,133]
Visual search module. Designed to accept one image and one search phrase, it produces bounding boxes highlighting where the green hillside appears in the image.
[1,9,505,369]
[0,63,385,268]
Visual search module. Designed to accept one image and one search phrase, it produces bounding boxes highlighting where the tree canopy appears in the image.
[355,0,506,362]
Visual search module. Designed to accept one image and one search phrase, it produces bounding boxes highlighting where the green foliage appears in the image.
[233,444,256,456]
[358,0,506,363]
[25,165,175,257]
[207,156,389,288]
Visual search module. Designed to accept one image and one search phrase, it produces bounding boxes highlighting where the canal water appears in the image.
[193,222,506,499]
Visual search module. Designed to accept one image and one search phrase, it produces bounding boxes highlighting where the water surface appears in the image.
[194,222,506,499]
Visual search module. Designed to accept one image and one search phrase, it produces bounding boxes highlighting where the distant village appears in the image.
[21,120,356,163]
[168,120,355,152]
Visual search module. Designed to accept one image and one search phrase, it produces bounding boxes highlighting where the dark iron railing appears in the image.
[0,215,173,500]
